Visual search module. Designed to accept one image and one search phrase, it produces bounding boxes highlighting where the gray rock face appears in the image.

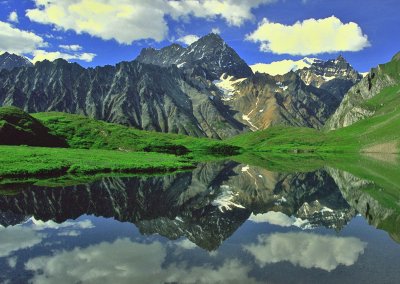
[326,52,400,129]
[224,72,342,130]
[0,52,33,71]
[297,55,362,100]
[0,59,246,139]
[136,33,253,81]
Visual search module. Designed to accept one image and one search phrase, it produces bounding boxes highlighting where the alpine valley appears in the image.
[0,33,399,179]
[1,32,400,284]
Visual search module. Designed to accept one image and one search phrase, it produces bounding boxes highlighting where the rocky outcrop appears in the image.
[0,52,32,71]
[326,51,400,129]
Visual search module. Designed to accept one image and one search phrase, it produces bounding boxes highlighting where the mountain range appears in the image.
[0,33,393,138]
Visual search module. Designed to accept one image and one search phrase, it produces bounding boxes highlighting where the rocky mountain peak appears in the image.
[296,55,362,101]
[0,52,33,71]
[336,54,346,62]
[192,33,224,47]
[136,33,253,81]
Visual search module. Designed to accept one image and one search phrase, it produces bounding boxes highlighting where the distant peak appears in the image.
[197,33,224,44]
[170,43,183,49]
[205,32,223,39]
[336,54,347,62]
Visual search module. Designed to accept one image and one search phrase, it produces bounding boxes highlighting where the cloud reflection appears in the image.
[0,225,43,257]
[244,232,367,272]
[26,238,258,284]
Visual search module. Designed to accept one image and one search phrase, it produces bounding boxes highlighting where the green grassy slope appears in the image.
[0,108,241,181]
[0,106,67,147]
[32,112,239,156]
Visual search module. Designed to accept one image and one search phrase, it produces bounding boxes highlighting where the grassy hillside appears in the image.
[32,112,239,156]
[0,108,241,181]
[0,106,67,147]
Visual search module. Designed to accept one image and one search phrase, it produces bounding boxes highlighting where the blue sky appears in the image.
[0,0,399,72]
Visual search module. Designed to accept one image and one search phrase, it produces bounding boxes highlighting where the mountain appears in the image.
[326,51,400,129]
[136,33,253,81]
[214,56,361,130]
[0,52,32,71]
[220,71,342,130]
[0,58,247,139]
[0,106,67,147]
[250,56,361,101]
[0,34,364,137]
[297,55,362,101]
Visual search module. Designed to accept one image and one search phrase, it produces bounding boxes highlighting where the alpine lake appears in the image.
[1,154,400,284]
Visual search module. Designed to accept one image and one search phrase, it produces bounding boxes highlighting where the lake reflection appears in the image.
[1,161,400,283]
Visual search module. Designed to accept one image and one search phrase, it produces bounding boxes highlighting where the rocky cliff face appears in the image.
[223,71,342,130]
[0,58,246,139]
[136,33,253,81]
[326,52,400,129]
[297,55,362,99]
[0,52,32,71]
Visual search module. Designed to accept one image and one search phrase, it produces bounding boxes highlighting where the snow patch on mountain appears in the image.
[213,73,246,101]
[212,185,245,212]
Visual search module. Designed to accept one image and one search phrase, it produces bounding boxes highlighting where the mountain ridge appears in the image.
[0,34,366,137]
[0,52,33,71]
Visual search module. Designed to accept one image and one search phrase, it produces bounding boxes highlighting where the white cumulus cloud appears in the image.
[59,44,83,51]
[250,57,319,75]
[26,0,169,44]
[244,232,367,272]
[0,21,46,54]
[247,16,370,56]
[32,50,96,63]
[177,34,200,45]
[8,11,18,23]
[26,0,275,44]
[167,0,276,27]
[211,27,221,34]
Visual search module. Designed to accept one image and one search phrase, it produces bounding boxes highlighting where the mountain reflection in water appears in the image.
[0,160,400,283]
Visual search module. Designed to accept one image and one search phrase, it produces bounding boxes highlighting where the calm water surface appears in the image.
[0,161,399,283]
